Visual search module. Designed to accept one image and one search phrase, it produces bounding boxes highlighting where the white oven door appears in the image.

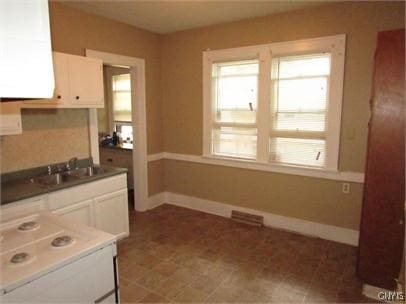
[1,244,117,303]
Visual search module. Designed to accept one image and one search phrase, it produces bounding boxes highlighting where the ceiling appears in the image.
[60,1,327,34]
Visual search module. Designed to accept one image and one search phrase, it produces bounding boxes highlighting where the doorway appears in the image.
[99,65,134,207]
[86,50,149,212]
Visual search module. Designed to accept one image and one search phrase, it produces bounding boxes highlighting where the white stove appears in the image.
[0,211,118,303]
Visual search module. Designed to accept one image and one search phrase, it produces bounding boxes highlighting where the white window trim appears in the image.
[203,34,346,173]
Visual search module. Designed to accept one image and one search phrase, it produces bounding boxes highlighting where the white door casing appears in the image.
[85,49,149,212]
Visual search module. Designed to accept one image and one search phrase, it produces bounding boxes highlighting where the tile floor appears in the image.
[118,204,377,303]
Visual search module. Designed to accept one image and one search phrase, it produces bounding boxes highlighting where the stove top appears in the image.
[17,221,40,232]
[51,235,75,248]
[0,212,116,293]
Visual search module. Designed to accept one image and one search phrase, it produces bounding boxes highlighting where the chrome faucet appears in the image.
[47,164,62,175]
[47,165,54,175]
[66,157,78,171]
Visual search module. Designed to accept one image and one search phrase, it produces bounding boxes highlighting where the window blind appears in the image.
[212,60,259,158]
[112,73,132,122]
[270,54,331,167]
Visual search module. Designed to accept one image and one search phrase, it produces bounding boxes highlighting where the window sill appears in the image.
[147,152,364,183]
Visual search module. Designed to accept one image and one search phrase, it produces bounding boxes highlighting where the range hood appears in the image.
[0,0,55,100]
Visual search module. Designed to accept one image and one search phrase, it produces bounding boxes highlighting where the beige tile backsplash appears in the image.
[1,108,90,173]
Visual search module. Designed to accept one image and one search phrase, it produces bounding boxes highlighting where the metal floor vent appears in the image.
[231,210,264,227]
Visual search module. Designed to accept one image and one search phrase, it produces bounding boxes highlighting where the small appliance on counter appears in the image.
[0,211,119,303]
[100,132,119,147]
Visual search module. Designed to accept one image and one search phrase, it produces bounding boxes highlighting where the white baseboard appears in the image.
[148,191,359,246]
[148,192,167,210]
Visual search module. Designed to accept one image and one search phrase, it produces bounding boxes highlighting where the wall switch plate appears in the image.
[342,183,350,194]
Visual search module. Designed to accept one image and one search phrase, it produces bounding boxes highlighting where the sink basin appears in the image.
[30,173,79,186]
[65,166,105,178]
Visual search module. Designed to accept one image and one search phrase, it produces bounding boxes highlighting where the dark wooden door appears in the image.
[357,29,405,290]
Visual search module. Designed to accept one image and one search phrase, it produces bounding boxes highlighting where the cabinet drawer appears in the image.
[48,174,127,210]
[1,196,46,221]
[52,199,94,227]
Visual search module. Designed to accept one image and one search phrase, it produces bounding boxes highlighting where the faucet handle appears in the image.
[66,157,78,171]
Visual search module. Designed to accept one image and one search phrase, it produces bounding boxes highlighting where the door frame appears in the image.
[86,49,149,212]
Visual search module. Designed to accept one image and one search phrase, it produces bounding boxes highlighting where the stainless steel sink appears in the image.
[30,173,79,186]
[65,166,105,178]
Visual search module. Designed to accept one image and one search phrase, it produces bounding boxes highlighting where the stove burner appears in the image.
[18,221,40,231]
[51,235,73,247]
[10,252,30,264]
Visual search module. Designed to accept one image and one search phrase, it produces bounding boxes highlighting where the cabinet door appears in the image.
[53,52,71,105]
[0,102,22,135]
[69,55,104,107]
[94,189,129,239]
[53,199,94,227]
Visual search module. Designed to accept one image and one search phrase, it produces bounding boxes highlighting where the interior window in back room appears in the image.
[112,73,133,148]
[98,66,133,149]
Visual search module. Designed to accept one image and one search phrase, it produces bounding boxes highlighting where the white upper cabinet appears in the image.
[69,55,104,106]
[0,0,54,99]
[24,52,104,108]
[53,52,71,106]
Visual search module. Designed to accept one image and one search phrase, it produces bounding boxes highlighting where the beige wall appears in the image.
[1,3,164,194]
[161,1,404,229]
[49,2,163,155]
[1,109,89,173]
[148,160,165,195]
[164,160,364,230]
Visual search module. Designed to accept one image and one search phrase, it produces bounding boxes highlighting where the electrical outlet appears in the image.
[342,183,350,194]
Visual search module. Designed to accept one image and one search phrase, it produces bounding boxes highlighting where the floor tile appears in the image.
[206,282,244,303]
[136,270,168,290]
[119,263,149,281]
[154,278,187,300]
[119,205,364,304]
[170,266,200,283]
[120,283,149,303]
[190,274,222,294]
[139,292,170,303]
[279,273,312,295]
[173,286,209,303]
[153,260,179,276]
[304,284,339,303]
[271,287,305,303]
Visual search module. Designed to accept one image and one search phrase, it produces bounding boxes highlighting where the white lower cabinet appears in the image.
[94,190,128,240]
[49,174,129,240]
[1,174,129,240]
[52,199,94,227]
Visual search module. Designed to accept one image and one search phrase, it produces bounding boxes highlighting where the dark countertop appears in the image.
[100,144,133,151]
[1,165,127,205]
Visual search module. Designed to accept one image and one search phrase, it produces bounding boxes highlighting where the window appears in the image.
[212,60,259,159]
[270,54,330,167]
[203,35,345,171]
[112,73,133,145]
